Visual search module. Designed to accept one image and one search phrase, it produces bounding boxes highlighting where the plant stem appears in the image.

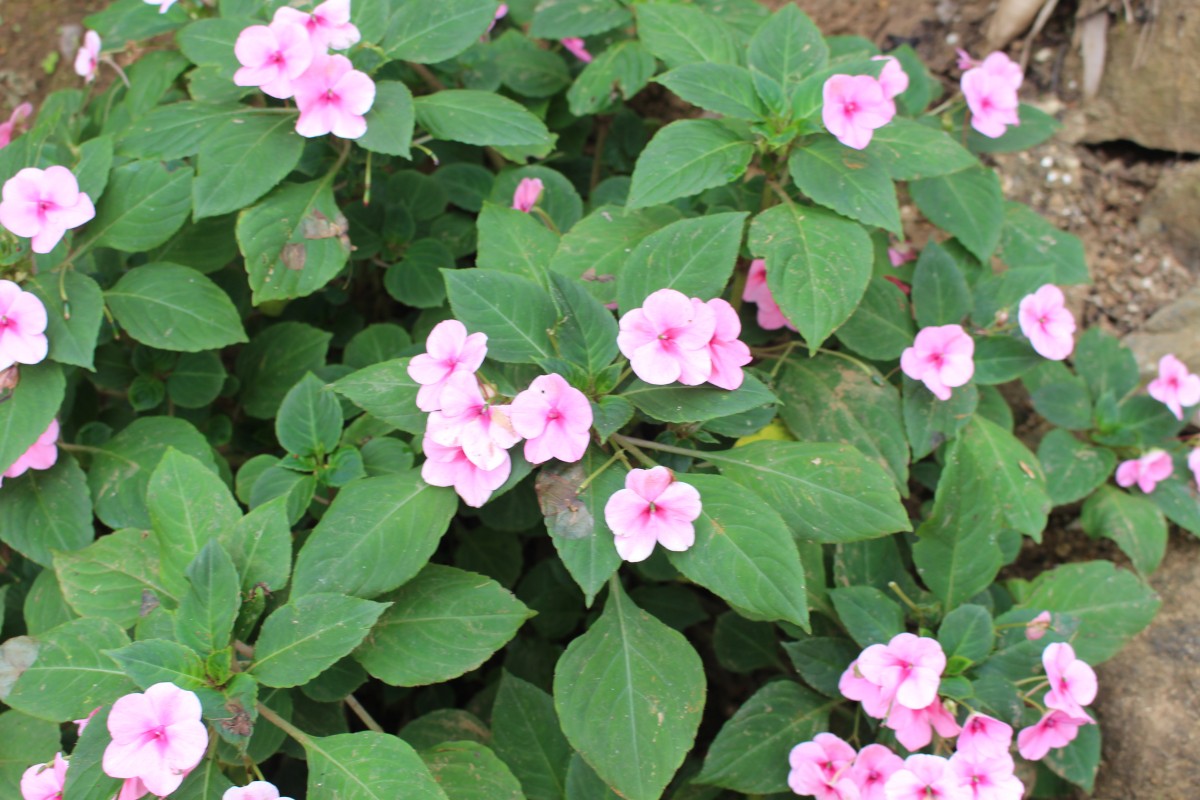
[610,434,708,462]
[608,435,658,468]
[577,449,624,492]
[590,116,611,193]
[58,442,106,456]
[257,701,311,747]
[344,693,384,734]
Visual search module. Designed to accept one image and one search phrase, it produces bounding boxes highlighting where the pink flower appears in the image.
[872,56,910,100]
[822,74,896,150]
[102,682,208,797]
[1025,611,1052,641]
[74,706,100,735]
[0,166,96,254]
[510,373,593,465]
[420,435,511,508]
[1147,354,1200,421]
[962,52,1022,139]
[851,744,904,800]
[118,778,149,800]
[486,3,508,34]
[224,781,294,800]
[884,754,963,800]
[857,633,946,711]
[511,177,544,213]
[0,280,49,370]
[1041,642,1097,719]
[407,320,488,412]
[293,53,376,139]
[884,276,911,295]
[2,419,58,486]
[888,244,916,267]
[1018,285,1075,361]
[1115,449,1173,494]
[561,37,593,63]
[956,49,979,71]
[21,753,68,800]
[742,259,796,332]
[275,0,361,50]
[604,466,702,563]
[900,324,975,402]
[426,372,520,471]
[74,30,101,83]
[145,0,178,12]
[233,20,314,100]
[1016,711,1091,762]
[886,697,961,752]
[948,751,1024,800]
[839,660,892,719]
[956,714,1013,759]
[0,103,33,149]
[788,733,861,800]
[1189,449,1200,491]
[702,298,752,391]
[617,289,716,386]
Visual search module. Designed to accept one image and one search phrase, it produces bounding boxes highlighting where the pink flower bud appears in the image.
[1025,610,1052,641]
[511,177,544,213]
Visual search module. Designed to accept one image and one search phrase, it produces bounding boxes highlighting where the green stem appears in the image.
[577,449,624,492]
[58,442,107,456]
[1015,676,1049,688]
[530,206,560,234]
[609,435,658,468]
[344,693,384,734]
[610,434,708,462]
[257,701,311,747]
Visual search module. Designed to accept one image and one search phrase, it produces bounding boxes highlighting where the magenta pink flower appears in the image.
[426,372,520,472]
[74,30,101,83]
[420,435,511,508]
[561,37,593,63]
[1041,642,1097,719]
[872,55,910,100]
[1025,610,1052,641]
[1147,354,1200,421]
[74,706,100,735]
[888,244,916,268]
[0,280,49,370]
[884,754,962,800]
[851,744,904,800]
[604,466,702,563]
[223,781,294,800]
[956,714,1013,759]
[618,289,716,386]
[102,682,208,797]
[948,751,1024,800]
[1016,710,1091,762]
[1115,449,1173,494]
[962,52,1022,139]
[293,53,376,140]
[144,0,178,12]
[0,103,33,149]
[742,259,796,332]
[1189,449,1200,491]
[233,20,314,100]
[900,324,975,401]
[275,0,360,50]
[886,697,961,752]
[822,74,896,150]
[510,373,593,465]
[486,3,508,34]
[511,177,544,213]
[407,320,488,412]
[0,166,96,254]
[788,733,860,800]
[857,633,946,711]
[21,753,68,800]
[1018,284,1075,361]
[839,660,892,719]
[701,298,752,391]
[956,49,979,71]
[2,418,58,486]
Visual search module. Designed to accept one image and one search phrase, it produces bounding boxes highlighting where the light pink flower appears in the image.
[21,753,68,800]
[886,697,961,752]
[487,3,508,34]
[1025,610,1052,641]
[1147,354,1200,421]
[872,55,910,100]
[956,49,979,71]
[1115,449,1174,494]
[510,373,593,465]
[742,258,796,332]
[2,418,58,486]
[426,372,520,472]
[421,435,511,508]
[888,244,916,268]
[1018,284,1075,361]
[1189,448,1200,491]
[900,324,975,402]
[561,37,592,63]
[789,733,861,800]
[857,633,946,711]
[1041,642,1097,719]
[118,778,149,800]
[75,706,100,735]
[74,30,101,83]
[224,781,294,800]
[851,744,904,800]
[702,298,751,391]
[275,0,361,50]
[839,660,892,719]
[102,682,208,798]
[884,754,964,800]
[962,52,1022,139]
[233,20,314,100]
[293,53,376,140]
[0,103,33,149]
[948,751,1024,800]
[407,320,488,412]
[604,466,702,563]
[957,714,1013,760]
[145,0,178,12]
[617,289,715,386]
[0,166,96,254]
[0,280,49,370]
[822,74,895,150]
[1016,710,1091,762]
[511,177,544,213]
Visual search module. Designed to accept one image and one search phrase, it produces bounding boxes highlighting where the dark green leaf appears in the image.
[627,120,754,209]
[492,671,571,800]
[106,263,246,352]
[789,138,901,233]
[909,166,1004,262]
[0,456,92,567]
[251,593,389,688]
[1037,429,1115,506]
[1081,486,1167,576]
[443,269,557,363]
[828,586,905,647]
[635,3,739,68]
[276,373,343,458]
[617,212,747,314]
[621,373,776,424]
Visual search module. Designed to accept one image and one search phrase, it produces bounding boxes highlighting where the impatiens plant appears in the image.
[0,2,1195,800]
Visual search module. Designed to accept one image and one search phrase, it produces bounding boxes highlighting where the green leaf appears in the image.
[912,240,972,327]
[306,732,449,800]
[909,166,1004,262]
[489,167,582,233]
[414,91,553,148]
[567,42,657,117]
[421,741,526,800]
[1038,429,1115,506]
[384,0,496,62]
[829,586,905,647]
[789,138,901,233]
[998,201,1089,284]
[74,135,114,200]
[104,639,206,690]
[0,455,92,567]
[635,3,739,68]
[1074,328,1138,402]
[666,474,808,628]
[193,114,304,220]
[276,373,343,458]
[835,277,915,361]
[355,565,532,686]
[1081,486,1167,576]
[963,103,1060,154]
[1147,474,1200,536]
[220,496,293,593]
[83,160,193,251]
[655,64,765,120]
[747,4,827,104]
[477,202,558,287]
[168,351,227,409]
[357,81,416,157]
[0,362,63,475]
[713,613,779,673]
[386,239,453,309]
[55,528,175,627]
[332,357,426,434]
[177,17,243,70]
[565,754,620,800]
[553,580,705,800]
[617,211,748,314]
[1030,378,1093,431]
[530,0,631,37]
[903,375,977,461]
[118,102,246,160]
[1045,723,1100,792]
[749,203,874,353]
[148,448,241,588]
[292,472,457,599]
[955,416,1049,537]
[937,604,994,665]
[549,449,626,605]
[106,263,247,351]
[495,32,572,98]
[237,322,332,419]
[972,336,1042,385]
[443,269,557,363]
[866,119,977,180]
[25,271,104,369]
[171,752,235,800]
[627,120,754,209]
[782,637,859,698]
[401,710,490,750]
[175,540,241,654]
[621,373,776,424]
[550,273,619,377]
[0,711,63,798]
[695,681,834,794]
[251,593,389,688]
[61,704,122,800]
[492,672,571,800]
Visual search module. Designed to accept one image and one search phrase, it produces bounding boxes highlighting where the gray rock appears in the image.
[1139,161,1200,265]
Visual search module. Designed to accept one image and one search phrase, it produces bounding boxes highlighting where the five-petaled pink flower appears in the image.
[857,633,947,711]
[742,259,795,332]
[0,103,33,149]
[102,682,208,797]
[511,177,544,213]
[20,753,68,800]
[1018,284,1075,361]
[956,714,1013,760]
[872,55,910,100]
[886,697,961,752]
[1025,610,1052,641]
[1115,449,1173,494]
[233,20,314,100]
[884,754,961,800]
[420,436,510,508]
[223,781,294,800]
[852,744,904,800]
[74,30,101,83]
[701,297,752,390]
[948,750,1024,800]
[3,419,59,486]
[275,0,361,50]
[1189,448,1200,491]
[901,324,975,401]
[0,166,96,254]
[293,53,376,139]
[1147,354,1200,421]
[426,372,520,471]
[0,279,49,369]
[962,52,1022,139]
[407,320,489,412]
[145,0,178,12]
[618,289,715,386]
[604,466,702,563]
[822,74,896,150]
[1041,642,1097,720]
[1016,710,1091,762]
[788,733,860,800]
[561,37,593,63]
[510,373,593,465]
[840,660,892,719]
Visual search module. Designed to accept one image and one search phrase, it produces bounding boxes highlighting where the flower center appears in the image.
[546,409,561,421]
[270,50,285,65]
[843,100,858,115]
